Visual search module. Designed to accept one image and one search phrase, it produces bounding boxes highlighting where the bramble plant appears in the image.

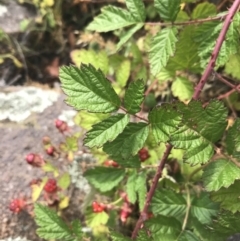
[9,0,240,240]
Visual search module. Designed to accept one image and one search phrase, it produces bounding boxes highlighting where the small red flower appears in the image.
[44,179,58,193]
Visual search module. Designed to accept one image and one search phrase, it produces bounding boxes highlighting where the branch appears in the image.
[193,0,240,100]
[145,14,227,27]
[131,144,173,239]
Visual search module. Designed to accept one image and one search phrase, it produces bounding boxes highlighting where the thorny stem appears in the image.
[131,144,173,239]
[193,0,240,100]
[215,72,240,93]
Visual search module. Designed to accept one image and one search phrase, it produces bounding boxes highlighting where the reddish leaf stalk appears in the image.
[131,144,173,239]
[193,0,240,100]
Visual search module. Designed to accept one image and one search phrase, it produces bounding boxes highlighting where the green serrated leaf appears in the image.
[211,180,240,213]
[84,167,125,192]
[224,53,240,80]
[116,60,131,88]
[171,76,194,101]
[124,79,145,114]
[86,211,109,228]
[226,119,240,157]
[154,0,181,22]
[111,154,141,168]
[58,173,71,190]
[136,171,147,211]
[171,100,228,165]
[203,159,240,191]
[151,189,186,219]
[149,27,178,76]
[84,114,130,148]
[191,2,216,19]
[71,220,82,239]
[60,64,121,113]
[126,0,146,21]
[167,26,201,73]
[177,230,201,241]
[146,215,181,240]
[137,230,154,241]
[103,122,149,159]
[149,103,182,143]
[191,192,219,225]
[126,170,138,203]
[34,204,73,240]
[116,23,144,51]
[87,5,137,32]
[110,231,132,241]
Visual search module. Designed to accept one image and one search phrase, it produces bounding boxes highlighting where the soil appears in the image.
[0,86,84,241]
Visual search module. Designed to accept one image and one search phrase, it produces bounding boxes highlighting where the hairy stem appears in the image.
[193,0,240,100]
[131,144,173,239]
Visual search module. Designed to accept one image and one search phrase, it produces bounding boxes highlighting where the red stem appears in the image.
[193,0,240,100]
[131,144,173,239]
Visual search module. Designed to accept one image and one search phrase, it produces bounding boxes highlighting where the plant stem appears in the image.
[119,106,149,122]
[146,14,227,27]
[131,144,173,239]
[182,184,191,231]
[193,0,240,100]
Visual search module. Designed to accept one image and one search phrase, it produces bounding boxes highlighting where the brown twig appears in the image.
[193,0,240,100]
[215,72,240,93]
[131,144,173,239]
[146,14,227,27]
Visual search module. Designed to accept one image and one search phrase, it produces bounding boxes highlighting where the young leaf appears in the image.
[123,79,145,114]
[34,204,73,240]
[154,0,181,22]
[149,103,182,143]
[60,64,121,113]
[126,170,138,203]
[58,173,71,190]
[149,27,178,76]
[191,192,219,225]
[103,122,149,159]
[84,166,125,192]
[136,171,147,211]
[116,60,131,88]
[171,76,194,102]
[145,215,181,240]
[191,2,216,19]
[211,180,240,213]
[202,159,240,191]
[116,23,144,51]
[226,118,240,158]
[224,53,240,80]
[125,0,146,21]
[84,114,130,148]
[87,5,137,32]
[151,189,186,218]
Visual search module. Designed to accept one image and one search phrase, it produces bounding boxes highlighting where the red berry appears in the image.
[92,201,105,213]
[9,199,25,213]
[103,160,119,167]
[46,146,55,156]
[25,153,35,164]
[42,136,51,145]
[138,148,150,162]
[55,119,63,128]
[55,119,68,132]
[44,179,57,193]
[25,153,45,167]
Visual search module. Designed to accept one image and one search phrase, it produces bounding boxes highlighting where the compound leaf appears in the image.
[149,103,182,143]
[34,204,73,240]
[103,122,149,159]
[87,5,136,32]
[226,118,240,158]
[124,79,145,114]
[84,114,130,148]
[202,159,240,191]
[84,166,125,192]
[154,0,181,22]
[211,180,240,213]
[126,0,146,21]
[60,64,121,113]
[151,189,186,219]
[191,192,219,224]
[149,27,178,76]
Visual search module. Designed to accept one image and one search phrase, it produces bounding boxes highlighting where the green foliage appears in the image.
[34,204,82,240]
[191,2,216,19]
[154,0,181,22]
[125,0,146,21]
[60,64,121,113]
[149,27,178,76]
[84,167,125,192]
